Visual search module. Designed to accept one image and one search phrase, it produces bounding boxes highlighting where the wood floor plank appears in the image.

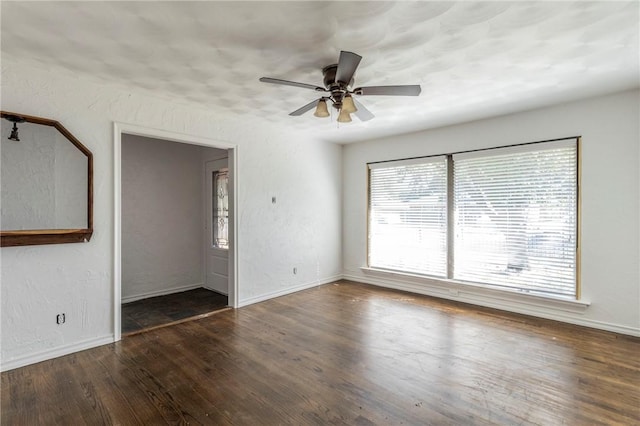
[1,366,39,425]
[2,281,639,425]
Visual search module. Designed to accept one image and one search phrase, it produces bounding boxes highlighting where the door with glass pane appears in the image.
[205,160,229,295]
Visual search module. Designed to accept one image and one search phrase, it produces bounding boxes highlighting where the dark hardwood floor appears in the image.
[122,287,228,335]
[2,281,639,425]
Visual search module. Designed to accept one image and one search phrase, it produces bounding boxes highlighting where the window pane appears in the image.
[453,143,577,297]
[212,170,229,249]
[369,158,447,276]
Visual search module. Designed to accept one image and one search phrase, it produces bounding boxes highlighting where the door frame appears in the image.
[113,122,239,342]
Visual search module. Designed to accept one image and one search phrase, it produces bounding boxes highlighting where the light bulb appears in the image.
[342,95,357,114]
[314,99,330,117]
[337,108,352,123]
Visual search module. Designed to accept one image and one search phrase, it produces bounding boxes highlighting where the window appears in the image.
[212,169,229,249]
[368,138,579,299]
[369,157,448,276]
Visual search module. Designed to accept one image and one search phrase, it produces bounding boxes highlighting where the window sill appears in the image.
[360,266,590,313]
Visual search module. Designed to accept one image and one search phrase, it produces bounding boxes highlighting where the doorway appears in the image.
[113,123,238,341]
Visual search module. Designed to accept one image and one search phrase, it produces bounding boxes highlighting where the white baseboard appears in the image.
[238,275,342,308]
[343,272,640,337]
[1,334,113,372]
[122,282,204,304]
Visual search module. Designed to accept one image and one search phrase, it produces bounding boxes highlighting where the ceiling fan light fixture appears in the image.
[342,95,357,114]
[260,50,422,123]
[337,108,352,123]
[313,99,330,117]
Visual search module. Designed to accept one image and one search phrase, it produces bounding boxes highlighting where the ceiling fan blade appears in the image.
[352,99,375,122]
[259,77,325,91]
[289,99,322,116]
[354,85,422,96]
[335,51,362,85]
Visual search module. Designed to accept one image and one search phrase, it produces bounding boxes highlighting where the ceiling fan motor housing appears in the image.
[322,64,353,109]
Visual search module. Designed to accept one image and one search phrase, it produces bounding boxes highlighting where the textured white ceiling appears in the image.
[1,1,638,143]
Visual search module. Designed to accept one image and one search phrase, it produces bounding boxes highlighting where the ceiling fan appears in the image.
[259,51,421,123]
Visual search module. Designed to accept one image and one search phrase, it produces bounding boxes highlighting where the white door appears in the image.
[205,159,229,295]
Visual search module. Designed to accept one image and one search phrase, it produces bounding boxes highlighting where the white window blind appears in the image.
[368,157,447,277]
[452,140,577,297]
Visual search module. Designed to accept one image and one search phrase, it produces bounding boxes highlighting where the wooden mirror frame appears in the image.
[1,111,93,247]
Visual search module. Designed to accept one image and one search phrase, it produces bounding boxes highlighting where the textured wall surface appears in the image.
[343,89,640,335]
[0,58,343,370]
[121,135,219,301]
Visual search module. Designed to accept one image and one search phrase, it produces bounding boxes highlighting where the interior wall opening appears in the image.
[114,124,237,340]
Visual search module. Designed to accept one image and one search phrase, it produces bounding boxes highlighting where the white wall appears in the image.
[237,130,343,305]
[121,135,222,302]
[343,89,640,336]
[0,58,343,370]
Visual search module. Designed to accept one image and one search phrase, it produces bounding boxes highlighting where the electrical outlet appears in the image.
[448,288,459,297]
[56,313,66,324]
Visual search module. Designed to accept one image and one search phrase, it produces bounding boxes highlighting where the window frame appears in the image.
[367,137,581,300]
